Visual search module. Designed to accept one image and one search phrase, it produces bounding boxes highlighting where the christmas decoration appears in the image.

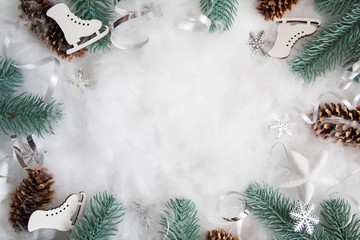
[0,160,11,203]
[128,199,155,229]
[256,0,298,21]
[268,114,296,139]
[200,0,239,32]
[160,197,202,240]
[315,0,359,16]
[290,2,360,81]
[66,0,115,52]
[268,18,321,59]
[28,192,86,232]
[9,168,55,231]
[207,229,238,240]
[12,136,44,170]
[46,3,110,54]
[248,30,272,57]
[18,0,86,61]
[277,150,338,204]
[0,93,62,136]
[312,103,360,146]
[0,57,22,95]
[67,68,93,90]
[69,191,125,240]
[290,200,320,235]
[140,2,163,17]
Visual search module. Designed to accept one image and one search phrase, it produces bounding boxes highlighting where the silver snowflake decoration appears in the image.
[248,30,272,57]
[22,144,40,168]
[268,114,296,139]
[140,2,163,17]
[128,199,155,229]
[290,200,320,235]
[67,68,93,90]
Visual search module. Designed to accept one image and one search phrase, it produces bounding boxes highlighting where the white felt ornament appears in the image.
[268,18,321,58]
[28,192,86,232]
[46,3,109,54]
[277,151,338,204]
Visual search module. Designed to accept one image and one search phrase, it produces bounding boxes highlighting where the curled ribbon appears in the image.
[216,191,249,240]
[339,60,360,90]
[178,12,211,32]
[111,6,149,50]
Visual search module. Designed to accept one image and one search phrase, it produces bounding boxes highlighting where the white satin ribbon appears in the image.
[339,60,360,90]
[111,7,149,50]
[178,12,211,32]
[216,191,249,240]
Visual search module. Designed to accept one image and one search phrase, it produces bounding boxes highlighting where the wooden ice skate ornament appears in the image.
[46,3,109,55]
[268,18,321,59]
[28,192,86,232]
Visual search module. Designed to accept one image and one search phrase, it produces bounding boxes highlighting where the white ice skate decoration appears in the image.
[46,3,109,55]
[28,192,86,232]
[268,18,321,59]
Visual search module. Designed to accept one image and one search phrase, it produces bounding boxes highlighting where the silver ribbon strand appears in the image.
[339,60,360,90]
[216,191,249,240]
[111,6,149,50]
[178,12,211,32]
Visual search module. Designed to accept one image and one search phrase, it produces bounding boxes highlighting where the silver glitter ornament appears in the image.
[21,143,40,168]
[67,68,93,90]
[248,30,272,57]
[128,199,155,229]
[269,115,296,139]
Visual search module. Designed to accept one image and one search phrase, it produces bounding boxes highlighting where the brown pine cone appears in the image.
[207,229,238,240]
[256,0,298,21]
[312,103,360,146]
[9,167,55,231]
[18,0,86,61]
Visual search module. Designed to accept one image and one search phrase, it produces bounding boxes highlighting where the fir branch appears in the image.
[160,197,203,240]
[0,94,62,136]
[69,191,125,240]
[321,198,360,239]
[243,183,328,239]
[67,0,114,52]
[200,0,239,32]
[315,0,360,16]
[290,5,360,81]
[0,57,23,95]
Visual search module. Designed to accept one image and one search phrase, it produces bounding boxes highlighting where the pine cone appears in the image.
[312,103,360,146]
[207,229,238,240]
[18,0,86,61]
[256,0,298,21]
[9,167,55,231]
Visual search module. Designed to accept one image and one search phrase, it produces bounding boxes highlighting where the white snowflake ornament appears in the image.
[290,200,320,235]
[248,30,272,57]
[268,115,296,139]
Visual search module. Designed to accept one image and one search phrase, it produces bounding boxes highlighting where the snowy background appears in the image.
[1,0,360,239]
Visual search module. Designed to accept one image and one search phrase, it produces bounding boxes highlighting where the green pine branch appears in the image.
[200,0,239,32]
[0,57,23,96]
[321,198,360,239]
[67,0,114,52]
[160,197,203,240]
[315,0,360,16]
[243,183,329,240]
[290,4,360,81]
[0,94,62,136]
[69,191,125,240]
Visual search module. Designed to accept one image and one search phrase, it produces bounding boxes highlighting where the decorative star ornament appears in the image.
[268,115,296,139]
[67,68,93,91]
[277,151,338,204]
[248,30,272,57]
[290,200,320,235]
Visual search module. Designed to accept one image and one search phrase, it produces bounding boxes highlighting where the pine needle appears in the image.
[290,4,360,81]
[200,0,239,32]
[315,0,360,16]
[0,94,62,136]
[69,191,125,240]
[160,197,203,240]
[0,57,23,96]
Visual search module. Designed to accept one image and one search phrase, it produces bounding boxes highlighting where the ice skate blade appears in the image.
[71,192,87,225]
[66,27,110,54]
[275,18,321,26]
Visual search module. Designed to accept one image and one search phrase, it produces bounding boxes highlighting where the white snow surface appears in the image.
[1,0,360,239]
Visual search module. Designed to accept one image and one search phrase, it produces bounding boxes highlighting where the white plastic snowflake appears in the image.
[248,30,272,57]
[68,68,93,91]
[290,200,320,235]
[268,115,296,139]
